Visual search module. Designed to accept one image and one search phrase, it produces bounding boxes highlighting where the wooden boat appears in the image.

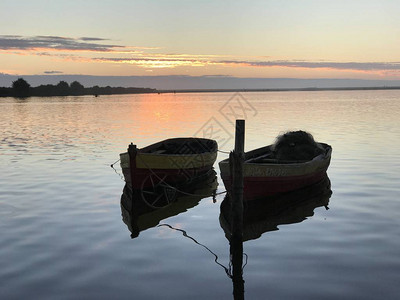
[219,142,332,201]
[120,138,218,190]
[219,175,332,241]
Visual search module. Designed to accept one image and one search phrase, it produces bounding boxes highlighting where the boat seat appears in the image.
[153,149,167,154]
[246,153,274,163]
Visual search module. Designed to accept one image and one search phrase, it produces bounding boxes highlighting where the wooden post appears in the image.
[128,143,139,236]
[230,119,245,300]
[128,143,137,190]
[231,119,244,237]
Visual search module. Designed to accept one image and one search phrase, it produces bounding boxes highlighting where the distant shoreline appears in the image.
[0,78,156,98]
[158,86,400,94]
[2,85,400,98]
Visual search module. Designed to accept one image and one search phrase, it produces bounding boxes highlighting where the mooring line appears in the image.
[157,224,233,278]
[218,149,231,154]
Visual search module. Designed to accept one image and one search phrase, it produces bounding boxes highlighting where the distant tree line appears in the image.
[0,78,157,98]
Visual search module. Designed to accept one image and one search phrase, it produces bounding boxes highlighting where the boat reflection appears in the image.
[220,175,332,299]
[120,170,218,238]
[220,175,332,241]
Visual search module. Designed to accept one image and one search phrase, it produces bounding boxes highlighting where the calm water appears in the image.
[1,91,399,299]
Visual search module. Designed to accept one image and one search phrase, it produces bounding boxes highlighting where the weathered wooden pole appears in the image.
[231,119,244,238]
[230,119,245,300]
[128,143,137,190]
[127,143,140,237]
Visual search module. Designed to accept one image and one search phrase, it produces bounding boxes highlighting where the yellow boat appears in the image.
[120,137,218,190]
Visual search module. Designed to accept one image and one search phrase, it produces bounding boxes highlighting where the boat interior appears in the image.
[139,138,218,155]
[244,143,331,164]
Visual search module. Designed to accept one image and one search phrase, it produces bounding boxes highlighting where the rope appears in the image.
[158,224,233,278]
[158,223,248,279]
[218,149,231,154]
[110,158,125,181]
[242,253,248,271]
[110,158,120,168]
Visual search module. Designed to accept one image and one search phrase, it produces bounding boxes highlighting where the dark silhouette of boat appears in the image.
[219,140,331,201]
[220,175,332,241]
[120,138,218,192]
[120,170,218,238]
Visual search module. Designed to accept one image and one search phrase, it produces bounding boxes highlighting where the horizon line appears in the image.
[3,73,400,81]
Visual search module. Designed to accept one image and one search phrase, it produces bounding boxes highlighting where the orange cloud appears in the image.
[2,35,400,76]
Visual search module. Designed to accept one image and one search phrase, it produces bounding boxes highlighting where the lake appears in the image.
[1,90,399,299]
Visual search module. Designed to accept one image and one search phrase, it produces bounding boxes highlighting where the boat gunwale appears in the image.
[139,137,218,155]
[218,143,332,179]
[219,143,332,167]
[137,151,217,158]
[120,137,218,171]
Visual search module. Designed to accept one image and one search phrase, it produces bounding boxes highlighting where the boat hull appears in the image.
[121,138,218,189]
[221,170,328,200]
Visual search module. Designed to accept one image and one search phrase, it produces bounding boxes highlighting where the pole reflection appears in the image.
[220,176,332,299]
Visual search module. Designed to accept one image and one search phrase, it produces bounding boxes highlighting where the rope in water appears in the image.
[110,158,125,181]
[158,224,248,279]
[110,158,120,168]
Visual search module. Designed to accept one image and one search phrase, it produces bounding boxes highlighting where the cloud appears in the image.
[43,71,63,74]
[79,37,109,41]
[220,60,400,71]
[2,35,399,74]
[91,55,400,72]
[93,57,202,63]
[0,35,124,52]
[92,56,211,68]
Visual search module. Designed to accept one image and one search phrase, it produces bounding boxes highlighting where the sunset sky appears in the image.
[1,0,400,80]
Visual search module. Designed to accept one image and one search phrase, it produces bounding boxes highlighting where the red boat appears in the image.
[120,137,218,190]
[219,142,332,201]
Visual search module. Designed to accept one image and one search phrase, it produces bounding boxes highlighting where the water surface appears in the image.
[1,91,399,299]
